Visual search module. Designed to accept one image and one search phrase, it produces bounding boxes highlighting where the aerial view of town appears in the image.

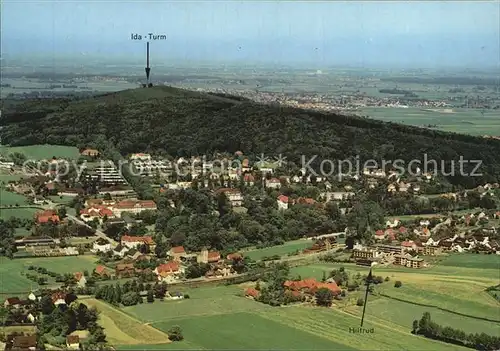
[0,1,499,351]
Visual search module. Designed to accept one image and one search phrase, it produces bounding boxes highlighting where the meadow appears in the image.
[358,107,500,136]
[81,298,171,346]
[0,144,80,160]
[0,256,99,298]
[243,239,314,261]
[0,207,39,220]
[0,189,30,206]
[115,284,466,351]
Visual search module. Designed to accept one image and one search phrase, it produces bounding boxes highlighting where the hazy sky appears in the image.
[2,1,499,67]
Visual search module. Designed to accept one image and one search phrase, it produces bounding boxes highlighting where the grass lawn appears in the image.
[48,195,75,205]
[81,298,171,346]
[0,174,23,183]
[122,286,271,323]
[435,253,500,270]
[0,144,80,160]
[16,255,99,274]
[358,107,500,136]
[0,256,100,298]
[153,312,351,350]
[243,240,313,261]
[0,207,39,220]
[0,189,30,206]
[344,296,500,336]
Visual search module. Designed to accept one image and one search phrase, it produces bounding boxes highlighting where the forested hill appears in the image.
[2,86,500,187]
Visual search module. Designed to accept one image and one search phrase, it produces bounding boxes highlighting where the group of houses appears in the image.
[79,198,158,223]
[3,290,83,350]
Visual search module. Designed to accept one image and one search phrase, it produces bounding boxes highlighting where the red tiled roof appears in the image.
[156,261,180,274]
[297,197,316,205]
[375,230,385,236]
[51,291,67,303]
[284,278,341,295]
[37,215,60,224]
[74,272,83,281]
[245,288,259,298]
[121,235,155,245]
[401,241,415,247]
[267,178,280,183]
[5,297,21,305]
[399,226,407,233]
[208,251,221,262]
[277,195,289,203]
[36,210,56,218]
[80,205,113,217]
[171,246,185,254]
[227,253,242,260]
[81,148,99,156]
[95,265,108,275]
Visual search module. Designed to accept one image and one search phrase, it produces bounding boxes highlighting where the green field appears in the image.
[48,195,75,205]
[0,189,30,206]
[435,253,500,269]
[359,107,500,136]
[0,144,80,160]
[0,207,39,220]
[243,240,313,261]
[0,256,99,298]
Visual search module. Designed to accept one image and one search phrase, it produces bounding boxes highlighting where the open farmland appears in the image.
[243,239,313,261]
[0,189,30,206]
[358,107,500,136]
[0,256,100,299]
[0,144,80,160]
[81,298,171,346]
[0,207,39,220]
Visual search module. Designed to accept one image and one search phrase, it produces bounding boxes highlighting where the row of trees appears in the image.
[412,312,500,350]
[94,280,169,306]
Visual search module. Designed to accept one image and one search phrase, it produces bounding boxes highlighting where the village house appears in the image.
[112,244,129,258]
[91,238,112,253]
[4,297,21,309]
[51,291,67,306]
[155,261,183,283]
[373,244,403,255]
[80,205,114,223]
[418,246,442,256]
[94,265,111,278]
[74,272,87,288]
[169,246,187,261]
[215,188,243,207]
[284,278,341,297]
[121,235,155,250]
[112,199,157,217]
[66,335,80,350]
[243,173,255,186]
[244,287,260,299]
[265,178,281,189]
[35,210,60,225]
[81,148,99,157]
[277,195,290,211]
[197,248,221,264]
[115,263,136,278]
[401,240,418,251]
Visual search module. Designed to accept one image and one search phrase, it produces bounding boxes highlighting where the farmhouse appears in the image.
[51,291,67,306]
[197,248,221,264]
[74,272,87,288]
[284,278,341,296]
[94,265,111,277]
[244,288,260,299]
[115,263,136,278]
[169,246,187,261]
[155,261,182,283]
[91,238,112,253]
[277,195,290,210]
[4,297,21,309]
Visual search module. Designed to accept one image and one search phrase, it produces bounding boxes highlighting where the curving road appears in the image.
[65,213,118,246]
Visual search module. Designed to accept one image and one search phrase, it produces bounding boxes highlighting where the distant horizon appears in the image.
[2,1,499,70]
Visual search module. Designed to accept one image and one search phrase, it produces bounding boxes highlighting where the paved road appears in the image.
[66,214,118,246]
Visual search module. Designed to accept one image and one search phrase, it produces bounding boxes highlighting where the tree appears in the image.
[321,271,326,282]
[412,320,419,334]
[168,326,184,341]
[394,281,402,288]
[315,288,334,307]
[356,298,364,306]
[121,292,140,306]
[147,290,154,303]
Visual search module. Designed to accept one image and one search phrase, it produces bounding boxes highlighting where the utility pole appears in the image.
[360,262,377,327]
